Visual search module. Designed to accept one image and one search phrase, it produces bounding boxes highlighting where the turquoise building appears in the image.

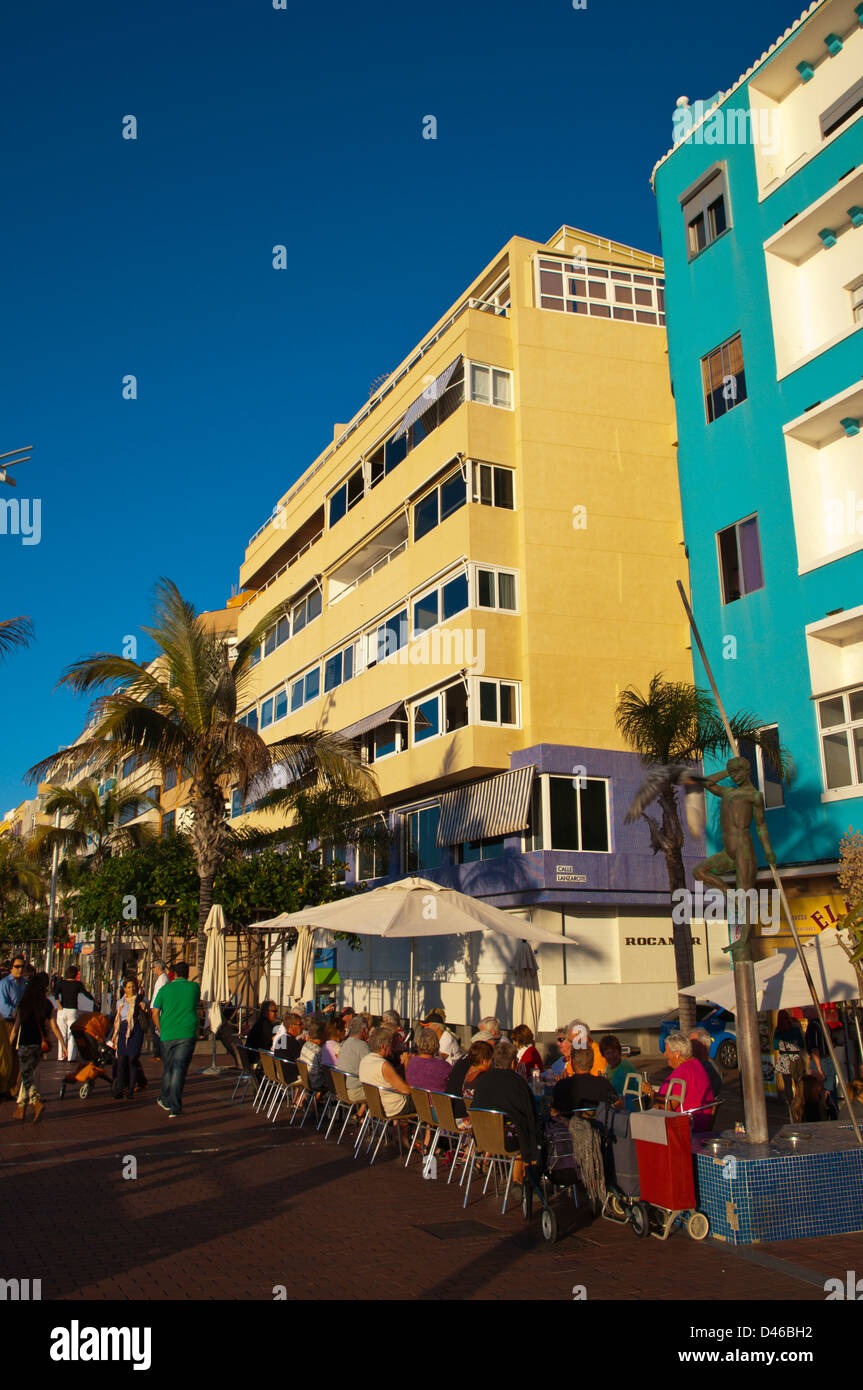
[652,0,863,894]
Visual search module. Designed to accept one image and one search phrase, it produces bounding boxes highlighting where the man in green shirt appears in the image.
[151,962,200,1118]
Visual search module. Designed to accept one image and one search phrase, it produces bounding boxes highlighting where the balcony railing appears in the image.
[329,538,408,606]
[240,530,324,611]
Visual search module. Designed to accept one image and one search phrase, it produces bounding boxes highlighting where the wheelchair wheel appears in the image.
[608,1192,626,1220]
[630,1201,650,1239]
[522,1184,533,1223]
[687,1211,709,1241]
[79,1083,92,1100]
[540,1207,558,1243]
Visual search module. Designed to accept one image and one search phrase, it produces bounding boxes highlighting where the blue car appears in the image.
[659,1004,737,1070]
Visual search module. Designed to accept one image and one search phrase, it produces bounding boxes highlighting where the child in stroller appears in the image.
[59,1014,115,1099]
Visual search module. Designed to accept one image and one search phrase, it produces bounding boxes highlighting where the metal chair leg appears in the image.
[353,1111,371,1156]
[448,1132,464,1184]
[501,1158,515,1214]
[463,1147,478,1208]
[337,1103,357,1144]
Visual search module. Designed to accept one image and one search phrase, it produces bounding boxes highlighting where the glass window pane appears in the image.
[375,722,398,760]
[461,839,482,862]
[850,690,863,722]
[479,681,498,722]
[414,490,439,540]
[588,281,607,298]
[264,627,277,657]
[579,780,609,851]
[688,213,706,254]
[231,789,243,819]
[470,364,491,403]
[708,196,727,239]
[418,807,440,870]
[819,696,845,728]
[291,679,304,712]
[718,525,741,603]
[549,778,578,849]
[328,486,346,528]
[540,269,563,295]
[541,297,565,311]
[378,611,407,661]
[347,468,364,508]
[823,732,853,788]
[260,698,274,729]
[440,471,466,521]
[442,573,468,619]
[477,569,495,608]
[324,652,342,692]
[276,615,290,645]
[445,682,468,730]
[414,696,440,744]
[292,601,307,634]
[492,371,511,408]
[634,288,653,306]
[738,517,763,594]
[497,572,516,609]
[305,668,320,702]
[589,303,611,317]
[413,590,439,634]
[478,464,493,506]
[499,684,517,725]
[494,468,514,509]
[614,285,633,304]
[385,433,407,473]
[247,708,258,732]
[307,589,322,622]
[854,727,863,783]
[275,690,287,721]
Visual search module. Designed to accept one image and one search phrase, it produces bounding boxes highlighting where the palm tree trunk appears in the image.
[659,788,697,1035]
[94,924,102,1009]
[197,872,214,970]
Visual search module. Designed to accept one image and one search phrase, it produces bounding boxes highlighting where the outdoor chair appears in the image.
[354,1084,418,1165]
[404,1087,436,1168]
[231,1044,257,1103]
[462,1107,519,1214]
[270,1056,300,1123]
[316,1066,340,1132]
[404,1088,467,1180]
[425,1090,472,1184]
[252,1052,280,1114]
[323,1068,363,1142]
[289,1059,323,1127]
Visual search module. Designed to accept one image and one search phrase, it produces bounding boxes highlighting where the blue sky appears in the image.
[1,0,802,812]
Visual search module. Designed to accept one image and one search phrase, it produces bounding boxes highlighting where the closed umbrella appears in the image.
[512,939,540,1035]
[254,877,579,1026]
[199,903,230,1075]
[681,928,861,1014]
[287,926,316,1012]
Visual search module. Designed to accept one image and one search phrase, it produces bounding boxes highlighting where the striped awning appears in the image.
[436,765,535,847]
[392,355,462,440]
[337,701,404,743]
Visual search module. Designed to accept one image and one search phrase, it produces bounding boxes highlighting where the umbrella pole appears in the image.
[768,865,862,1146]
[409,938,415,1032]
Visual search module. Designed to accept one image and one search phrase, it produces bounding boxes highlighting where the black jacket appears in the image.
[469,1067,537,1162]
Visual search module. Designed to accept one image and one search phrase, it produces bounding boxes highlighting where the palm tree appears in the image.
[0,616,33,658]
[29,578,375,964]
[0,836,45,928]
[29,780,156,869]
[615,673,790,1035]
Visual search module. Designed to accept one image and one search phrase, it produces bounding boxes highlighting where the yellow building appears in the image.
[232,226,706,1040]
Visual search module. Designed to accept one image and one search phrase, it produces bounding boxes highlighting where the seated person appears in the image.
[654,1032,714,1132]
[552,1047,618,1117]
[461,1040,493,1109]
[511,1024,543,1077]
[541,1036,568,1081]
[320,1019,345,1089]
[689,1027,722,1099]
[405,1027,451,1094]
[599,1034,643,1108]
[299,1019,327,1092]
[469,1039,538,1186]
[271,1011,303,1061]
[245,1001,279,1053]
[422,1009,464,1064]
[358,1027,415,1117]
[338,1016,371,1104]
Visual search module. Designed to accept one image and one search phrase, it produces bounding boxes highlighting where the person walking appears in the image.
[11,972,63,1122]
[111,977,150,1099]
[55,964,95,1062]
[0,956,27,1099]
[151,962,200,1119]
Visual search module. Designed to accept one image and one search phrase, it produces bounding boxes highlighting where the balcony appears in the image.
[327,517,410,605]
[785,379,863,572]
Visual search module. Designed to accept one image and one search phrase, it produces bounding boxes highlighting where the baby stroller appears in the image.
[521,1108,593,1243]
[58,1014,115,1100]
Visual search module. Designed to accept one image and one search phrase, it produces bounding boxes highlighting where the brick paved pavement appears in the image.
[2,1053,862,1303]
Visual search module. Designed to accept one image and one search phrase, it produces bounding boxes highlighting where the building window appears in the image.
[275,689,288,721]
[818,688,863,791]
[548,775,610,852]
[328,465,365,529]
[320,843,347,883]
[739,726,784,808]
[357,835,386,881]
[411,570,469,636]
[477,679,519,726]
[536,257,666,325]
[717,514,764,603]
[475,566,517,611]
[121,754,138,780]
[680,164,730,260]
[702,333,747,422]
[162,810,176,838]
[413,695,440,744]
[291,588,322,635]
[413,468,467,542]
[457,835,506,863]
[467,363,513,408]
[231,788,243,819]
[376,609,408,663]
[164,766,177,791]
[850,280,863,326]
[364,716,405,763]
[819,76,863,140]
[323,641,356,693]
[475,463,515,509]
[404,805,441,872]
[409,681,469,746]
[239,708,259,732]
[289,665,321,712]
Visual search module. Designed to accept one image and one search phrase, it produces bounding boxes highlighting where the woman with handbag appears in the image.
[11,972,63,1122]
[111,978,150,1100]
[772,1009,805,1119]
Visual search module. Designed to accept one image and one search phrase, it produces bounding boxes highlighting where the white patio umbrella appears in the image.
[681,928,861,1014]
[199,903,230,1074]
[254,877,578,1024]
[511,939,540,1035]
[287,926,316,1012]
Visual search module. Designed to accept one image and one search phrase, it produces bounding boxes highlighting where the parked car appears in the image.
[659,1003,737,1069]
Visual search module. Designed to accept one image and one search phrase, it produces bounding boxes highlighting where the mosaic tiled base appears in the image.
[694,1123,863,1245]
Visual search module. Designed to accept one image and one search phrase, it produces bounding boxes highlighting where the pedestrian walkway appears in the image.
[1,1054,860,1301]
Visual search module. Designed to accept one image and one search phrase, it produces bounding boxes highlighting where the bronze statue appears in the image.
[693,756,777,961]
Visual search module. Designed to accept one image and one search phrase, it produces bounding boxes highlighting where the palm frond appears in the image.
[0,616,34,657]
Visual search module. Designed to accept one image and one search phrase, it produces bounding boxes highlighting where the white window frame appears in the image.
[473,677,520,728]
[401,802,442,873]
[465,360,514,410]
[534,255,666,325]
[850,277,863,326]
[356,831,386,882]
[472,563,519,613]
[408,678,470,747]
[536,773,612,854]
[472,460,516,510]
[412,465,468,541]
[816,687,863,793]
